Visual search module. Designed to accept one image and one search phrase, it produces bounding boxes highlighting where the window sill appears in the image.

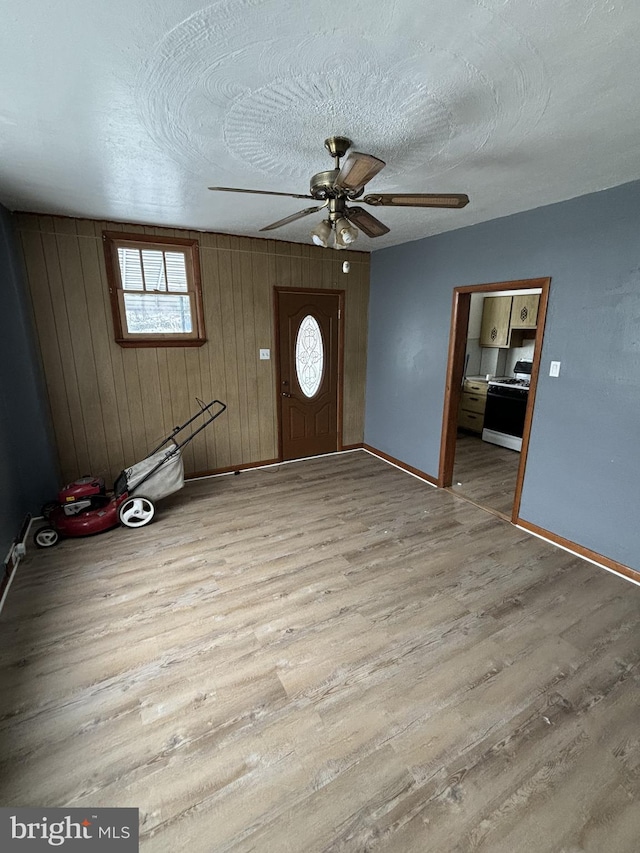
[115,337,207,348]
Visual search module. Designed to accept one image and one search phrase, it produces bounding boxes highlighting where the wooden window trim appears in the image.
[103,231,206,347]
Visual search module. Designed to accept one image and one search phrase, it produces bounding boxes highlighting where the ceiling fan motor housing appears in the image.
[310,169,339,199]
[310,170,363,200]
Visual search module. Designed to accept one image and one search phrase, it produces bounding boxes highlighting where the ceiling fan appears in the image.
[209,136,469,248]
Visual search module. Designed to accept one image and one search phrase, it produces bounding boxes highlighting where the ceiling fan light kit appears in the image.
[311,216,358,250]
[335,217,358,245]
[310,218,332,247]
[209,137,469,248]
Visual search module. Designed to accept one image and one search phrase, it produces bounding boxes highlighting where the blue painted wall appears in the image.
[365,180,640,572]
[0,205,58,558]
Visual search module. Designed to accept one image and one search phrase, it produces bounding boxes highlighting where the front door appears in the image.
[276,288,342,460]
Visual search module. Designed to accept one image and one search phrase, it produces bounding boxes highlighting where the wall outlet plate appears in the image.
[259,349,270,360]
[549,360,561,377]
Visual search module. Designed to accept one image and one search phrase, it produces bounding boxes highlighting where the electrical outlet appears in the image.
[549,360,561,377]
[259,349,270,360]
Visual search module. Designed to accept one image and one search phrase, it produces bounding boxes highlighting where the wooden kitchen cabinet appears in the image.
[460,390,486,414]
[510,293,539,329]
[463,378,489,395]
[458,378,488,434]
[458,409,484,432]
[479,296,512,347]
[479,293,539,347]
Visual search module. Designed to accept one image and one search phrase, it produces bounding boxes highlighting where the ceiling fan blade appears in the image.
[208,186,314,200]
[259,205,325,232]
[345,206,390,238]
[334,152,386,192]
[363,193,469,208]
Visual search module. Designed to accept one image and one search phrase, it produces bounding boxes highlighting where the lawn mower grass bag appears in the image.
[115,445,185,502]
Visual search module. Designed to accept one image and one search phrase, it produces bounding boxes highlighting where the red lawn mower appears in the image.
[34,398,226,548]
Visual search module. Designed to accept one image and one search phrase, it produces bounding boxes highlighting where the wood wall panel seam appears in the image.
[19,229,78,479]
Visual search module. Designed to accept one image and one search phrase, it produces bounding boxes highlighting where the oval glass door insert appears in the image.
[295,314,324,397]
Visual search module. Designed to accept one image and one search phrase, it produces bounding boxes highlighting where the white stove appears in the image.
[482,361,533,451]
[488,359,533,389]
[487,376,530,389]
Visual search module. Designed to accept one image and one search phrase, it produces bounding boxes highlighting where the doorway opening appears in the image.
[274,287,344,461]
[439,278,550,522]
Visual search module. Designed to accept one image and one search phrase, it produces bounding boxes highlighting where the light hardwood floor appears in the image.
[452,432,521,517]
[1,451,639,852]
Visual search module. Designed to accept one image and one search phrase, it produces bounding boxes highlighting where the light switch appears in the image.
[549,360,561,377]
[259,349,270,360]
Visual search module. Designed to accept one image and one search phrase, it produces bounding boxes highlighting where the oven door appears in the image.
[482,386,528,450]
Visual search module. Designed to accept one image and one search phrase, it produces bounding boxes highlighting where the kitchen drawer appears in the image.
[463,379,488,396]
[458,408,484,433]
[460,391,486,414]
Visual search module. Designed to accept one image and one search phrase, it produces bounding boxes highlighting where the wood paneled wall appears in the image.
[16,214,370,486]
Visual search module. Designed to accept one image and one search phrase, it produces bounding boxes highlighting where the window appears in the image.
[295,314,324,397]
[103,231,206,346]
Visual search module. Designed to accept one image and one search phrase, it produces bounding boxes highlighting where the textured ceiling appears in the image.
[1,0,639,250]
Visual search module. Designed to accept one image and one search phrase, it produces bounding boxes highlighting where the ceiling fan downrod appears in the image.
[324,135,352,168]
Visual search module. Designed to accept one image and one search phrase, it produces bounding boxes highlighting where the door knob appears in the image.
[281,392,291,397]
